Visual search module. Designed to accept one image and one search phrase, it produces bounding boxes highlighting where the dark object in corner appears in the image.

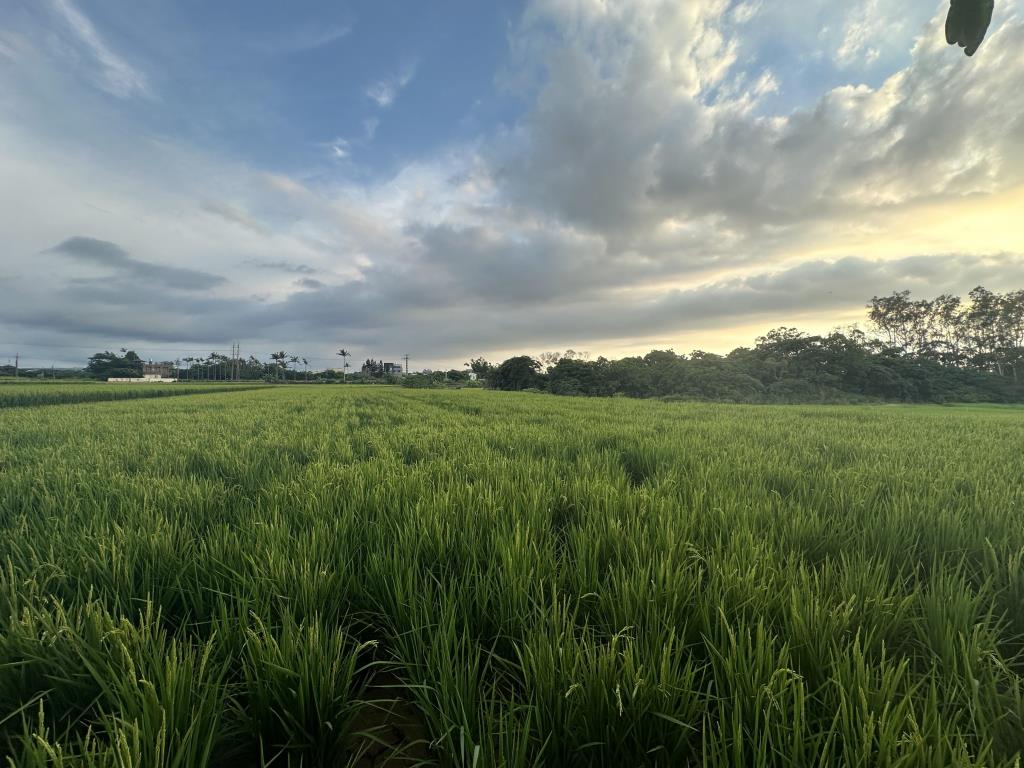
[946,0,994,56]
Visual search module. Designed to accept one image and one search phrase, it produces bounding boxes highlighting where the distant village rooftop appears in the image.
[108,362,176,383]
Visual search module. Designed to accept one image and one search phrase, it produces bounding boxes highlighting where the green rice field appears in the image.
[0,381,265,410]
[1,385,1023,766]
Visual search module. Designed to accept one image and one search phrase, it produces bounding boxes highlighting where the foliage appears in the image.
[491,356,544,391]
[491,287,1024,403]
[494,337,1024,403]
[85,350,144,379]
[401,370,471,388]
[0,382,264,409]
[401,373,442,389]
[465,357,495,378]
[89,351,325,383]
[0,387,1023,765]
[537,349,589,372]
[868,286,1024,379]
[359,358,381,377]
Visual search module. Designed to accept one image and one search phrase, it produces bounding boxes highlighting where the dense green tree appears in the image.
[491,356,543,391]
[85,349,143,379]
[492,285,1024,404]
[465,357,494,378]
[548,357,611,396]
[870,286,1024,379]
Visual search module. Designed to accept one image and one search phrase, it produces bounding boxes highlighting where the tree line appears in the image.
[75,285,1023,403]
[868,287,1023,379]
[481,286,1024,404]
[83,350,313,382]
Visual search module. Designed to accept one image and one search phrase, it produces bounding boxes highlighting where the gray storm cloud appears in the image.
[49,237,226,291]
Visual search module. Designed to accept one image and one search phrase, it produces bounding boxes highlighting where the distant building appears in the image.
[362,361,405,375]
[142,362,173,379]
[108,361,176,383]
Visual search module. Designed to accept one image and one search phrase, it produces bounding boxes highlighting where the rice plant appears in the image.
[0,387,1022,765]
[0,382,266,409]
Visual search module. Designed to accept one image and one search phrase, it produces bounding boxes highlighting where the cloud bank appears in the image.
[1,0,1023,367]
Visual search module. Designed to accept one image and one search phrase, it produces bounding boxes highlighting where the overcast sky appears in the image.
[2,0,1023,370]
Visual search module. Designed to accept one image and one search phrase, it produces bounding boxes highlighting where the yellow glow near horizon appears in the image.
[795,184,1024,264]
[561,185,1024,362]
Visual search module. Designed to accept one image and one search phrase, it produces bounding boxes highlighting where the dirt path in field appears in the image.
[351,673,433,767]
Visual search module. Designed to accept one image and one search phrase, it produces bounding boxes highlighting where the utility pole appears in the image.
[403,353,410,374]
[13,353,18,378]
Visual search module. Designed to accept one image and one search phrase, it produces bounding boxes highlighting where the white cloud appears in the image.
[731,1,763,24]
[366,62,417,108]
[327,137,350,159]
[835,0,899,67]
[49,0,149,98]
[499,0,1024,253]
[2,0,1024,368]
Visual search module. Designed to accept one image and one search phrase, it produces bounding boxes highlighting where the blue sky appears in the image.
[2,0,1023,369]
[131,0,523,177]
[6,0,523,177]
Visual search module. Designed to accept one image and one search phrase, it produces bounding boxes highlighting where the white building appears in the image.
[109,362,176,383]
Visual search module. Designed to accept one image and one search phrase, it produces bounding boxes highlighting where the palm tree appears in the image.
[270,351,288,381]
[208,352,227,380]
[302,357,309,382]
[246,355,261,380]
[289,356,300,383]
[337,348,351,382]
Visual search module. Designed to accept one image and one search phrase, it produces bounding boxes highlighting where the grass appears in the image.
[0,382,267,409]
[0,386,1022,766]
